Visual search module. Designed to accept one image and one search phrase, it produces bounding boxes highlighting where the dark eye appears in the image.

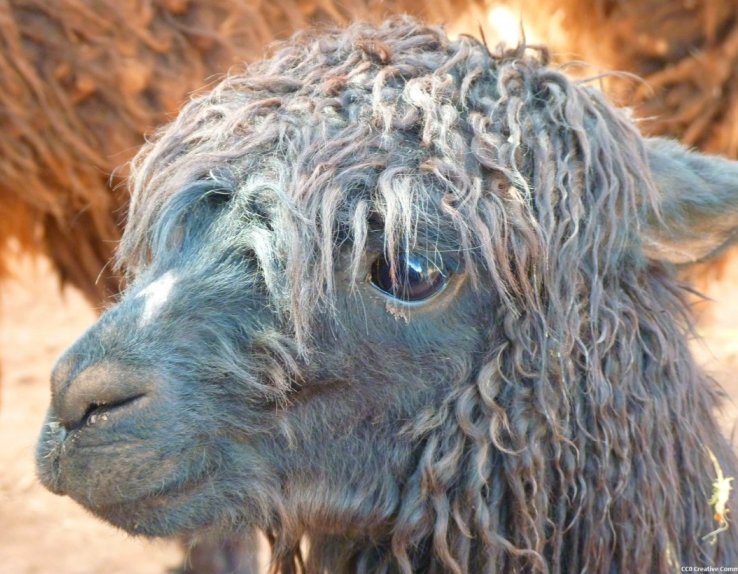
[370,252,448,302]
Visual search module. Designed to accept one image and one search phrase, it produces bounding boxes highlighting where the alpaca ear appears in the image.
[641,138,738,264]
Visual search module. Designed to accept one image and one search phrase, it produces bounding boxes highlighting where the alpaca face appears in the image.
[36,196,488,536]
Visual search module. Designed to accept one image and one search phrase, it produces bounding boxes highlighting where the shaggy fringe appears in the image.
[122,18,738,572]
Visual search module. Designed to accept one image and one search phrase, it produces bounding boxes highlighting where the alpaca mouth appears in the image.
[39,431,211,511]
[36,406,219,532]
[39,433,219,536]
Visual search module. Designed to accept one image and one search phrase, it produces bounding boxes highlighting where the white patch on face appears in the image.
[136,271,178,326]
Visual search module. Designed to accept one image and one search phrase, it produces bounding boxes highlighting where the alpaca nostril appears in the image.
[51,361,151,431]
[76,394,146,430]
[58,387,148,432]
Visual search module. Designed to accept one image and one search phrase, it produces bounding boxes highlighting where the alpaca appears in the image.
[36,17,738,573]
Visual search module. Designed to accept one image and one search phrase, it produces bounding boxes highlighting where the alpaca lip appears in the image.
[38,421,214,521]
[74,393,147,431]
[36,419,68,495]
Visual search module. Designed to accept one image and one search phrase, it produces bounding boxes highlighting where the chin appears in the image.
[90,478,225,537]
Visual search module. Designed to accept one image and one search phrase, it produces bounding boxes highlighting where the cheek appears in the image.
[305,300,485,411]
[328,277,486,373]
[277,425,412,536]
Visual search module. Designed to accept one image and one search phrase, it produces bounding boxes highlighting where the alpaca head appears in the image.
[37,18,738,572]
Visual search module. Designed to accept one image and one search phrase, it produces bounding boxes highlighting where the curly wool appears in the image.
[121,18,738,573]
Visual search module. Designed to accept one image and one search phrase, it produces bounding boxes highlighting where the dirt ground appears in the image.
[1,253,738,574]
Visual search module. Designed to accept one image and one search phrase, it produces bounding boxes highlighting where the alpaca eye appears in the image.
[370,253,448,302]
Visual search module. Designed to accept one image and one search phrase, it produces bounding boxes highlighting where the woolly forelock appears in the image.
[121,18,738,573]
